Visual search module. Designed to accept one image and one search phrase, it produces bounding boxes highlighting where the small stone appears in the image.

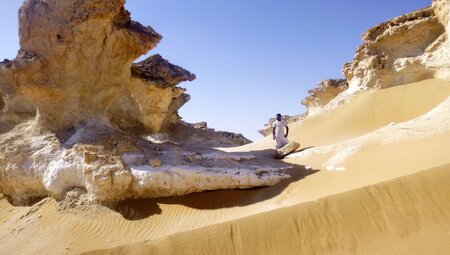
[193,122,207,130]
[149,158,161,168]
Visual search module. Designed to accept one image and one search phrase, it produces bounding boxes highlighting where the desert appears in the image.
[0,0,449,254]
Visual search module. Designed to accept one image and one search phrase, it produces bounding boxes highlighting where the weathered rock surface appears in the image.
[0,0,290,205]
[108,54,196,132]
[0,58,36,132]
[343,6,448,92]
[177,121,251,145]
[4,0,164,131]
[276,141,301,159]
[301,79,348,115]
[0,120,289,205]
[298,1,450,117]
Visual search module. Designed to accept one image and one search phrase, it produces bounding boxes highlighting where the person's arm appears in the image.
[272,126,276,140]
[285,125,289,138]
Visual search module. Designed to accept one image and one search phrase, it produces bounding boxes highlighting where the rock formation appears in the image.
[109,54,196,132]
[0,0,290,205]
[180,121,251,145]
[296,3,450,117]
[6,1,160,130]
[301,79,348,115]
[343,7,447,92]
[0,58,36,132]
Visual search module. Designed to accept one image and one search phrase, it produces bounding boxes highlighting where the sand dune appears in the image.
[84,164,450,255]
[1,79,449,254]
[228,79,450,151]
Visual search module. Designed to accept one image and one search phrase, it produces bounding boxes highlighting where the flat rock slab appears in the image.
[276,141,300,159]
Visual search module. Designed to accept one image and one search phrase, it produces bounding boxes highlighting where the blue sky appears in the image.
[0,1,430,140]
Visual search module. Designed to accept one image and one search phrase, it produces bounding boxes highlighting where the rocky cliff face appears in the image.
[343,7,447,92]
[301,79,348,115]
[0,0,289,205]
[296,2,450,118]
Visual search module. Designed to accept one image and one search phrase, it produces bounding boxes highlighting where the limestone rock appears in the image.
[343,6,447,92]
[0,58,36,132]
[131,54,196,87]
[301,79,348,115]
[303,1,450,117]
[173,121,252,146]
[0,0,289,205]
[108,54,196,132]
[276,141,301,159]
[182,121,209,130]
[193,122,208,130]
[0,121,290,205]
[0,0,165,131]
[115,54,196,132]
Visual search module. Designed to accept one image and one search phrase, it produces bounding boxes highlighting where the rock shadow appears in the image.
[112,199,162,221]
[153,163,319,211]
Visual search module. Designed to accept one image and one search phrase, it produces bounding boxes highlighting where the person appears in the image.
[272,113,289,149]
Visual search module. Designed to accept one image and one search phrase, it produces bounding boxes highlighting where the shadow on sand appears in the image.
[113,148,319,220]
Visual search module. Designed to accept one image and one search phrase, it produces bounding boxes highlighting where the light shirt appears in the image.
[273,120,289,149]
[273,120,287,137]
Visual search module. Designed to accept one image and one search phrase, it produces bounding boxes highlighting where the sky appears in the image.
[0,1,431,140]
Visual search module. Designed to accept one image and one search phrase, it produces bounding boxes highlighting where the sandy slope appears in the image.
[1,79,450,254]
[229,79,450,151]
[84,164,450,255]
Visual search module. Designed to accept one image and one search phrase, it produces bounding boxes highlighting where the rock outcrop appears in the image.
[301,79,348,115]
[108,54,196,132]
[3,1,163,131]
[0,0,290,205]
[343,6,448,92]
[179,121,252,145]
[297,2,450,117]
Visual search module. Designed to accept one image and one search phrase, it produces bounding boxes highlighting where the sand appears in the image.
[85,164,450,255]
[228,79,450,151]
[1,79,450,254]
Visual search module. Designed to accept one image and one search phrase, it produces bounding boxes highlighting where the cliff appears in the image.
[295,4,450,118]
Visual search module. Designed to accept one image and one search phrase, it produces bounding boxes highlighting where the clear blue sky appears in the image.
[0,1,430,140]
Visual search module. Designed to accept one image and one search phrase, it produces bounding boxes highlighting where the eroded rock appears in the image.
[343,6,447,91]
[0,0,289,205]
[298,1,450,117]
[110,54,197,133]
[301,79,348,114]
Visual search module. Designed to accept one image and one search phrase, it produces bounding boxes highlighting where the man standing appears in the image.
[272,113,289,149]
